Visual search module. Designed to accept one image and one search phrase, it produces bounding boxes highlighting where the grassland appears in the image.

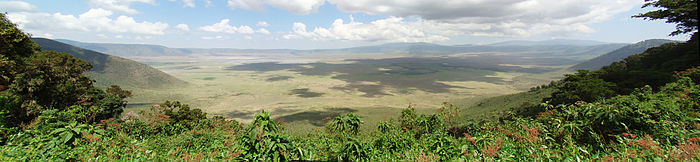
[121,52,567,131]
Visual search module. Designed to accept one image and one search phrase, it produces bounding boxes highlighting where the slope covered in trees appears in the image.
[31,38,188,89]
[0,13,131,145]
[570,39,676,71]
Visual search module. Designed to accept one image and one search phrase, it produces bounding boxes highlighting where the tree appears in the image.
[106,85,132,99]
[634,0,698,36]
[9,50,94,112]
[548,70,617,105]
[0,13,40,91]
[328,113,363,135]
[0,13,128,130]
[160,101,207,125]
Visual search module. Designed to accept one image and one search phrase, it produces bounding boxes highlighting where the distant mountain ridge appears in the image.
[487,39,610,46]
[33,38,188,88]
[56,39,193,57]
[569,39,677,71]
[57,39,628,62]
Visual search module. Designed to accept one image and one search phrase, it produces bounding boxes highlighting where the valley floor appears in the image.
[122,54,567,131]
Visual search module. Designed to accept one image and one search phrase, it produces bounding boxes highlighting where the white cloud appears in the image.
[7,8,169,35]
[168,0,200,8]
[328,0,637,21]
[199,19,264,35]
[227,0,324,15]
[88,0,156,14]
[0,1,38,12]
[205,0,213,7]
[201,35,225,40]
[284,17,448,42]
[256,28,270,34]
[183,0,195,7]
[256,21,269,27]
[282,0,641,42]
[237,25,254,34]
[175,24,190,31]
[226,0,264,11]
[35,32,54,38]
[199,19,238,34]
[324,0,640,37]
[134,35,152,40]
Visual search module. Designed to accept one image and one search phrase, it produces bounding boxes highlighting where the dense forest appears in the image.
[1,0,699,160]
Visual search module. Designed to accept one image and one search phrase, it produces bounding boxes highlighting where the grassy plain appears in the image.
[121,53,567,132]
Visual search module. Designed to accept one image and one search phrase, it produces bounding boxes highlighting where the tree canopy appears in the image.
[0,13,130,140]
[634,0,698,36]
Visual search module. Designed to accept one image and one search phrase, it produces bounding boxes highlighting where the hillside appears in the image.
[32,38,188,88]
[569,39,676,71]
[487,39,609,46]
[459,86,557,121]
[467,37,698,120]
[56,39,193,57]
[320,42,626,59]
[58,39,626,62]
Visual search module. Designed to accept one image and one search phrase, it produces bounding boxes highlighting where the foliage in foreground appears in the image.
[1,67,698,161]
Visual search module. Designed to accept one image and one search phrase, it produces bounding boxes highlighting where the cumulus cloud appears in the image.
[88,0,156,14]
[168,0,196,7]
[200,19,268,34]
[227,0,324,15]
[256,21,270,27]
[281,0,641,42]
[183,0,196,7]
[7,8,169,35]
[237,25,255,34]
[284,17,449,42]
[0,1,38,12]
[322,0,640,37]
[199,19,239,34]
[201,35,225,40]
[256,28,270,34]
[175,24,190,31]
[329,0,637,21]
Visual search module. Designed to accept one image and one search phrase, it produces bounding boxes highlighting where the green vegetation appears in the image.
[634,0,697,36]
[482,31,698,120]
[570,39,675,71]
[2,2,699,160]
[289,88,324,98]
[0,13,129,144]
[460,85,557,121]
[266,76,292,81]
[543,36,698,108]
[3,70,699,160]
[226,57,538,95]
[32,38,188,89]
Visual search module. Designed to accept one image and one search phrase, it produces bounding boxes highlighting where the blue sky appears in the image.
[0,0,690,49]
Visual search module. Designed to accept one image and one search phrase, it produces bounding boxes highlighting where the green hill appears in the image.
[32,38,188,89]
[465,37,698,121]
[458,87,556,121]
[569,39,676,71]
[55,39,192,57]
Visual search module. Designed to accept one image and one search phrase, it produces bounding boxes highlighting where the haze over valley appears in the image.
[32,38,669,128]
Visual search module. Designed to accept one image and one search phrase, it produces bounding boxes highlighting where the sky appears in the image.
[0,0,692,49]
